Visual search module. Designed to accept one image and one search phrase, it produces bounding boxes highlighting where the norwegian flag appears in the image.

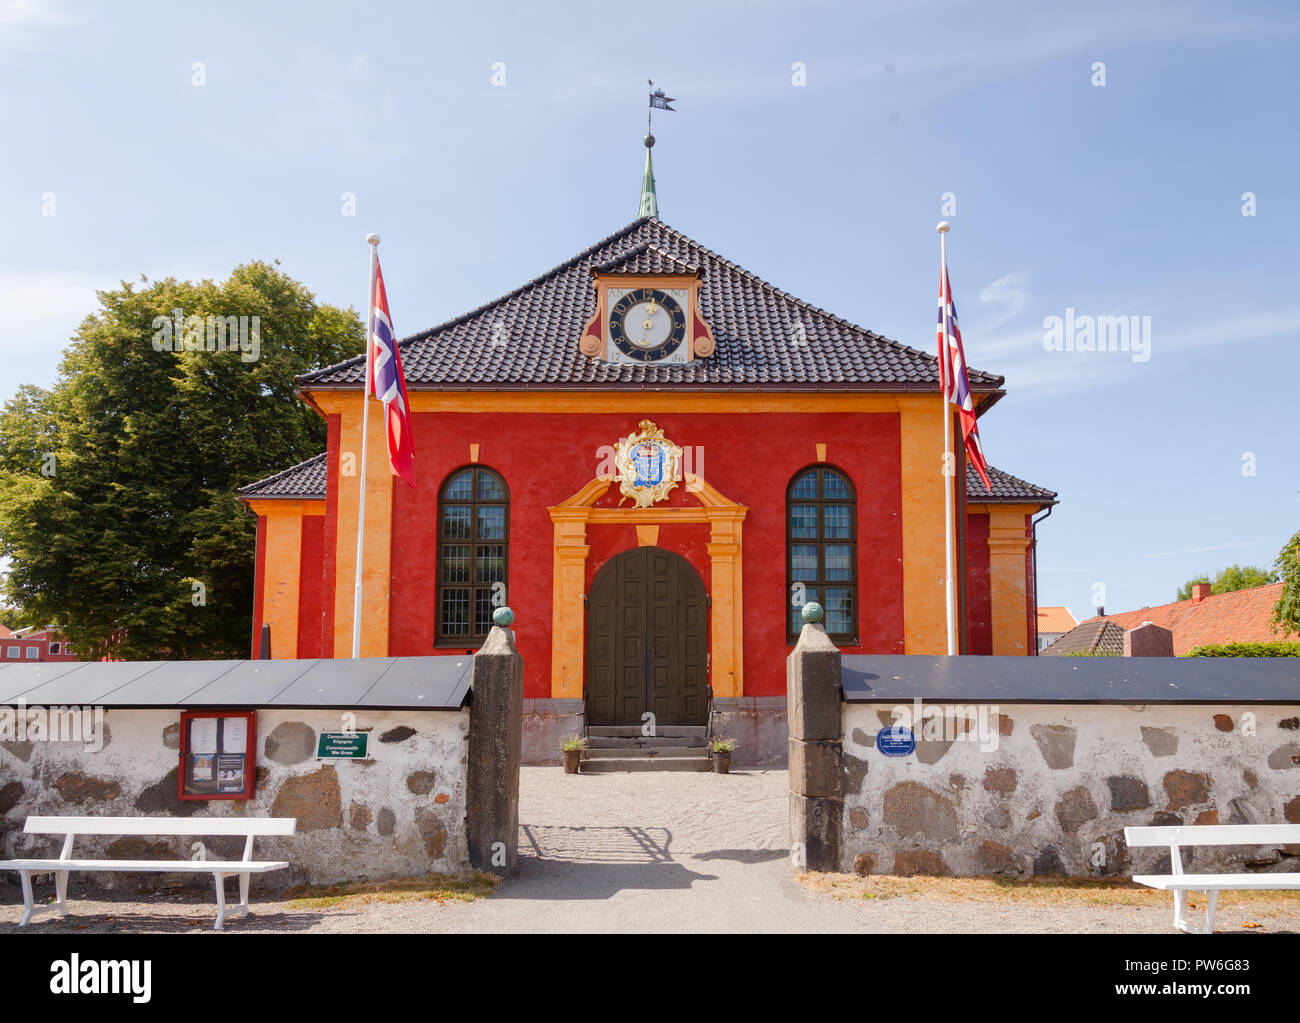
[937,264,992,491]
[369,258,415,487]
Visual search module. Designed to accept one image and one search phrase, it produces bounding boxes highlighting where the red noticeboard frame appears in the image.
[177,710,257,801]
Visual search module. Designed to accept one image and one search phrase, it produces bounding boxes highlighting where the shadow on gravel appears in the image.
[691,848,788,864]
[507,823,720,900]
[499,860,719,901]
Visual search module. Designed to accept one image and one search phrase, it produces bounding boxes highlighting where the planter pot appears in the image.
[712,752,731,774]
[563,750,582,774]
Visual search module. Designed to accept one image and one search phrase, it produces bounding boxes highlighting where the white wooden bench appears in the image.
[1,816,296,930]
[1125,824,1300,934]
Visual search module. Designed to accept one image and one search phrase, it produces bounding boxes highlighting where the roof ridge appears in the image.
[298,217,654,385]
[297,215,1006,390]
[646,219,1004,388]
[238,450,327,495]
[593,239,701,274]
[987,464,1058,497]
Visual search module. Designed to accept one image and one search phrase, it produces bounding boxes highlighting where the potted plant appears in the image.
[709,737,737,774]
[561,735,586,774]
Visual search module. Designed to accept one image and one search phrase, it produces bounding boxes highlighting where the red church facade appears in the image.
[241,216,1056,741]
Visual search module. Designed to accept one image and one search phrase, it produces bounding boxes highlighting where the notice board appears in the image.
[178,710,257,800]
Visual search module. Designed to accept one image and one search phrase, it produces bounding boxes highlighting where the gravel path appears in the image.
[2,768,1297,934]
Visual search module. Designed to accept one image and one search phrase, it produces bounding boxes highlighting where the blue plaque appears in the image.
[876,727,916,757]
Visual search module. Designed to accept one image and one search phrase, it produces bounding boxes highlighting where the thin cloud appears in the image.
[1139,541,1257,559]
[969,307,1300,402]
[975,271,1030,334]
[0,0,75,50]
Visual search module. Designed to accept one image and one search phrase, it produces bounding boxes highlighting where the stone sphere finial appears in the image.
[493,606,515,627]
[801,602,823,624]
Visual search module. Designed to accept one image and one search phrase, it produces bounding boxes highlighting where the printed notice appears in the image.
[191,753,215,781]
[189,717,218,754]
[222,717,247,754]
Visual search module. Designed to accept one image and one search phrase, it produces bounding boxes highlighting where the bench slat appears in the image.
[1124,825,1300,847]
[1133,873,1300,890]
[22,816,297,837]
[0,860,289,873]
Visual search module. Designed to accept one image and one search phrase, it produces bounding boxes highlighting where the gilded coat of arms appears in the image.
[614,420,682,508]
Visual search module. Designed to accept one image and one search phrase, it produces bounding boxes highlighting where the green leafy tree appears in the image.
[1175,563,1278,602]
[0,262,363,659]
[1270,530,1300,638]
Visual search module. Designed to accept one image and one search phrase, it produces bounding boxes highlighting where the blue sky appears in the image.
[1,0,1297,621]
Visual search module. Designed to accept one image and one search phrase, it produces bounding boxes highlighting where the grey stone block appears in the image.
[1107,774,1150,812]
[1030,723,1077,769]
[789,791,842,872]
[843,752,869,795]
[788,738,843,799]
[466,624,524,876]
[1141,726,1178,757]
[786,623,842,742]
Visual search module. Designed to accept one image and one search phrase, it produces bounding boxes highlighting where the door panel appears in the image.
[586,547,708,727]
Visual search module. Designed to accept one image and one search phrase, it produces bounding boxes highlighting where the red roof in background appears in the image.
[0,624,12,639]
[1084,582,1285,655]
[1036,606,1077,634]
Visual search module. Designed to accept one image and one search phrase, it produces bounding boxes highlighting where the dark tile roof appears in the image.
[594,242,700,276]
[239,450,1055,512]
[297,217,1006,393]
[238,453,326,500]
[1040,619,1126,657]
[968,464,1057,505]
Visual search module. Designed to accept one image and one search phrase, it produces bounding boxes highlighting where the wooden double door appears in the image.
[586,547,708,727]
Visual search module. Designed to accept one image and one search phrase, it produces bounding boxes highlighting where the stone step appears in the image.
[581,756,714,773]
[587,725,707,738]
[584,746,707,759]
[587,735,706,749]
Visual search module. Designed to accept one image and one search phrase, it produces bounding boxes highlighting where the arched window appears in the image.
[437,466,509,644]
[787,466,857,642]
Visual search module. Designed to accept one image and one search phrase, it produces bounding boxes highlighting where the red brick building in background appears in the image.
[0,625,77,663]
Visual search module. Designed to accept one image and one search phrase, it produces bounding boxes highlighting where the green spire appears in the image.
[638,133,658,219]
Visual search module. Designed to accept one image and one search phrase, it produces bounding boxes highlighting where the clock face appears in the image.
[609,288,686,362]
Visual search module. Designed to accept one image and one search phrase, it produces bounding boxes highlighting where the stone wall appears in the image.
[841,702,1300,877]
[0,708,469,889]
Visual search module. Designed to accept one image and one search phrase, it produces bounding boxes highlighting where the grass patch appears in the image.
[283,872,499,912]
[802,872,1300,911]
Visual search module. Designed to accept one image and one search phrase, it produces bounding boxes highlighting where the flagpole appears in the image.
[938,221,957,656]
[352,233,380,659]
